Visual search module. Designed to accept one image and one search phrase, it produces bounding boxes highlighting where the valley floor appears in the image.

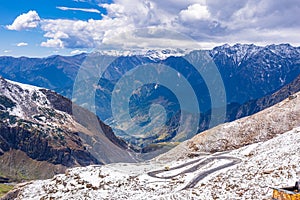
[4,126,300,200]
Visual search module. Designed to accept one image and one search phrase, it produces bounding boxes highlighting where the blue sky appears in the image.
[0,0,110,56]
[1,0,300,57]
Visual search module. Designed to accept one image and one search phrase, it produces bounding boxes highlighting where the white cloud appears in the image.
[219,28,300,47]
[57,6,101,14]
[70,49,87,54]
[6,10,40,31]
[101,27,204,50]
[179,3,211,22]
[41,29,70,48]
[7,1,300,50]
[226,0,300,30]
[39,16,132,48]
[41,38,64,48]
[44,0,300,49]
[38,0,179,49]
[4,50,12,53]
[16,42,28,47]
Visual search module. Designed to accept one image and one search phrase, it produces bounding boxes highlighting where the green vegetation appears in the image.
[0,184,14,197]
[16,171,30,181]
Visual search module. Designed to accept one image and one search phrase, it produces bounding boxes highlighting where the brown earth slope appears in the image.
[0,77,137,182]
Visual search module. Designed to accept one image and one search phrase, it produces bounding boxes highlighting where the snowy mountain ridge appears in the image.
[4,90,300,200]
[210,43,300,66]
[94,48,187,60]
[160,91,300,161]
[0,77,69,130]
[93,43,300,62]
[0,77,137,182]
[7,126,300,200]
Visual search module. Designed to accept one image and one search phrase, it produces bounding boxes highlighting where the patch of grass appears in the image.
[16,171,30,181]
[0,184,14,197]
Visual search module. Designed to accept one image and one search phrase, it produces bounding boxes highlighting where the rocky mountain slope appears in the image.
[0,54,85,93]
[0,44,299,150]
[6,126,299,199]
[226,73,300,120]
[0,44,298,105]
[209,43,300,103]
[0,77,136,182]
[197,73,300,133]
[160,91,300,161]
[3,91,300,199]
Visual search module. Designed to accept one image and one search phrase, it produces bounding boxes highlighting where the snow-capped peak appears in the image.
[94,48,188,60]
[6,79,44,91]
[266,43,300,58]
[144,48,187,61]
[0,77,49,119]
[2,73,300,200]
[211,44,263,65]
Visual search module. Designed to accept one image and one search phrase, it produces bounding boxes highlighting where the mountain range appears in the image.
[0,43,299,152]
[0,44,298,103]
[4,89,299,200]
[0,43,299,199]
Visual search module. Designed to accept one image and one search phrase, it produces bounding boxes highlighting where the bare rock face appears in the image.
[40,89,130,150]
[2,77,300,200]
[5,127,300,200]
[0,44,299,150]
[189,91,300,153]
[157,90,300,162]
[0,77,137,182]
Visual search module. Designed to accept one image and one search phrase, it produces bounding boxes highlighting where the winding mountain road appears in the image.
[147,155,242,189]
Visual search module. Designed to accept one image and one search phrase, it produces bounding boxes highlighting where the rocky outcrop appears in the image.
[158,90,300,161]
[0,123,100,167]
[40,89,73,115]
[6,127,300,200]
[0,77,137,182]
[40,89,130,150]
[0,44,299,152]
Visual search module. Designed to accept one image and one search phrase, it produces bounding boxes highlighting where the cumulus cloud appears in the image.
[38,0,181,49]
[226,0,300,30]
[16,42,28,47]
[57,6,101,14]
[70,49,87,54]
[7,1,300,50]
[41,38,64,48]
[6,10,40,31]
[179,4,211,22]
[39,18,128,48]
[41,29,70,48]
